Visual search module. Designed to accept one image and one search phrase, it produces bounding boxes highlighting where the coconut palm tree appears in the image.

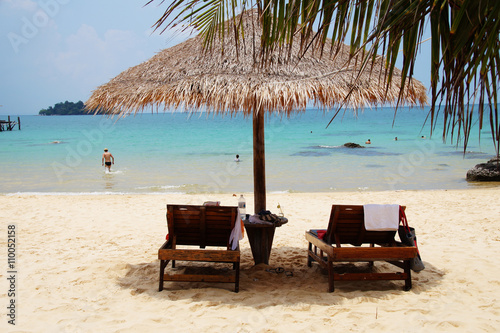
[146,0,499,155]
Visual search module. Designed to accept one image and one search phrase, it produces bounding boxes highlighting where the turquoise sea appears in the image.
[0,107,497,194]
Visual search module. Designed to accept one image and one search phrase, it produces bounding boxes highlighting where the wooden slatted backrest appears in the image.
[166,205,238,249]
[324,205,403,246]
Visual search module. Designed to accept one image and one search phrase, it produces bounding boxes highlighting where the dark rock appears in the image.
[343,142,365,148]
[466,156,500,181]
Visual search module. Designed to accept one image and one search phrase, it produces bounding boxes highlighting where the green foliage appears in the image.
[146,0,500,155]
[39,101,88,115]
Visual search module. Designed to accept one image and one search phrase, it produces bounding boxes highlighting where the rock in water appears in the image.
[343,142,364,148]
[466,156,500,181]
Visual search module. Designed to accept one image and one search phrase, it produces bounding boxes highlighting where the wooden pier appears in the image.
[0,116,21,132]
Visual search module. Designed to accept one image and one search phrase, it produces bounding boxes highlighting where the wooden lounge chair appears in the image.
[159,204,241,292]
[305,204,418,292]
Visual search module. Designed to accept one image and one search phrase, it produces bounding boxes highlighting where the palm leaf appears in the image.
[147,0,500,155]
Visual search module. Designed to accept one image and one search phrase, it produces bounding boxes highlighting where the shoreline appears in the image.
[1,188,499,331]
[1,181,498,197]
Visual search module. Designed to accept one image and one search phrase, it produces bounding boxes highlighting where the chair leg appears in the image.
[307,242,312,267]
[159,259,168,291]
[368,243,374,268]
[404,259,412,291]
[172,260,175,269]
[328,258,334,292]
[234,262,240,293]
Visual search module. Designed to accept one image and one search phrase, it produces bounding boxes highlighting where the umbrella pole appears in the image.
[253,106,266,214]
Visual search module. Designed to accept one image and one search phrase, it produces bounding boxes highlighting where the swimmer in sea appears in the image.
[102,148,115,172]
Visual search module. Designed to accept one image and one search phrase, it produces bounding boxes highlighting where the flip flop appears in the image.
[266,267,284,274]
[266,267,293,277]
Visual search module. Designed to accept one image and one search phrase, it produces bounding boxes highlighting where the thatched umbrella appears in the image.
[86,9,427,213]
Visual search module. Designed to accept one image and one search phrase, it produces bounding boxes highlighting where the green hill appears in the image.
[39,101,91,115]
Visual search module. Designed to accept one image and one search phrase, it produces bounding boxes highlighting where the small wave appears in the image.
[134,184,217,194]
[342,149,402,156]
[29,141,67,147]
[365,164,385,168]
[268,190,291,194]
[435,150,489,158]
[6,191,132,196]
[291,151,331,157]
[305,145,343,149]
[104,170,124,175]
[135,185,181,190]
[133,185,186,194]
[317,145,342,149]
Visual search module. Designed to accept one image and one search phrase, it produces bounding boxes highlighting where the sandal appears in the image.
[265,267,293,277]
[258,210,288,226]
[266,267,285,274]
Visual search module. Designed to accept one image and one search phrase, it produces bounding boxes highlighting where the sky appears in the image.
[0,0,432,116]
[0,0,191,115]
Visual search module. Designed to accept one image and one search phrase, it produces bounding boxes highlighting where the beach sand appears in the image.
[1,188,499,332]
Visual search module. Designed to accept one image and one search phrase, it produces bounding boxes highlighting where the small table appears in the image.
[243,219,286,265]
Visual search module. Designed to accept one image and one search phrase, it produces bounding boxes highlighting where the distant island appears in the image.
[39,101,98,115]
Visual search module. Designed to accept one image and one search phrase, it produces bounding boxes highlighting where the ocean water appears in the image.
[0,107,497,194]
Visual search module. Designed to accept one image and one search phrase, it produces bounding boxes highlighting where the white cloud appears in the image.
[3,0,37,11]
[38,23,150,98]
[0,1,172,114]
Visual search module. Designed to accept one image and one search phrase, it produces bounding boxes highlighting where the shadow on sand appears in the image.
[117,246,443,307]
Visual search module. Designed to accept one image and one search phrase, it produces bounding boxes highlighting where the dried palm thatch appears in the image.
[86,9,427,213]
[86,9,426,116]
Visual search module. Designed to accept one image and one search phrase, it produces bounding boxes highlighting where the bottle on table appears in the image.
[238,195,246,220]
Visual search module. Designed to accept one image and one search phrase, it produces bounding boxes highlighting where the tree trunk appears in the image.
[253,106,266,214]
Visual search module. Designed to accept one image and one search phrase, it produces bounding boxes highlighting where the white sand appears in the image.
[1,188,499,332]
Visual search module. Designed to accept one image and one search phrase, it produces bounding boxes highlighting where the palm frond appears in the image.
[147,0,500,155]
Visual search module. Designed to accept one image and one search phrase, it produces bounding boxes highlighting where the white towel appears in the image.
[363,204,400,231]
[229,208,244,250]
